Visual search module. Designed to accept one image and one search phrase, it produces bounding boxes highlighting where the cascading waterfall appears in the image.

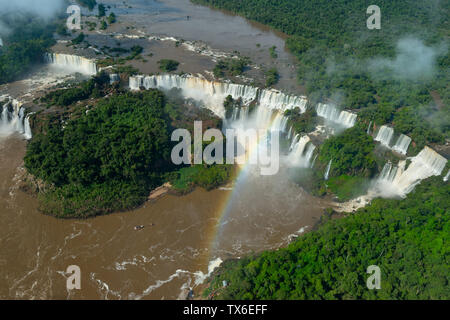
[373,146,447,198]
[304,143,316,168]
[131,74,318,168]
[392,134,412,155]
[374,125,394,147]
[224,100,316,169]
[287,135,315,168]
[109,73,120,84]
[374,126,412,155]
[378,161,401,184]
[324,159,332,180]
[0,96,32,139]
[367,121,372,134]
[316,103,357,129]
[443,170,449,182]
[1,101,9,128]
[258,89,307,112]
[225,103,282,168]
[44,53,97,75]
[310,154,318,168]
[128,73,446,205]
[287,126,293,140]
[289,134,300,151]
[271,112,288,133]
[130,74,307,117]
[129,75,143,90]
[24,114,33,140]
[230,107,239,122]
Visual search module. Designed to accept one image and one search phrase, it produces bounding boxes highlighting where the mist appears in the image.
[367,37,448,82]
[0,20,11,37]
[0,0,65,36]
[0,0,65,19]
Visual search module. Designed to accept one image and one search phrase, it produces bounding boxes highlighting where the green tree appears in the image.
[107,12,116,24]
[98,4,106,17]
[158,59,180,72]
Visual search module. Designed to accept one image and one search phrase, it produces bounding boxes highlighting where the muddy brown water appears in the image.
[90,0,302,94]
[0,0,327,299]
[0,135,329,299]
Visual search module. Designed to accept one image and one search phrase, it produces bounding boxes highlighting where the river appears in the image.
[99,0,302,93]
[0,0,327,299]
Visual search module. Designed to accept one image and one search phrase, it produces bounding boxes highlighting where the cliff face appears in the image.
[44,53,98,76]
[0,96,32,139]
[130,74,308,118]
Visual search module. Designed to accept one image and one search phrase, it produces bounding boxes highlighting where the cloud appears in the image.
[0,20,11,37]
[367,37,448,81]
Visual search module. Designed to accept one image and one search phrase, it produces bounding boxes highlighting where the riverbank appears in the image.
[0,131,330,299]
[1,0,448,301]
[200,175,450,300]
[21,81,235,219]
[52,0,305,95]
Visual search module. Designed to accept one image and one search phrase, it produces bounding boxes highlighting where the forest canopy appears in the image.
[319,125,377,177]
[0,14,56,84]
[193,0,450,301]
[204,176,450,300]
[25,90,172,217]
[25,85,232,218]
[192,0,449,146]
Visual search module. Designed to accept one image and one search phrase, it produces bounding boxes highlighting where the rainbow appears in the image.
[206,114,286,255]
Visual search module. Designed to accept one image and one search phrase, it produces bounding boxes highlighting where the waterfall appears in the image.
[130,73,321,170]
[316,103,357,128]
[224,102,292,171]
[130,74,307,117]
[374,125,394,147]
[378,161,401,183]
[0,97,32,139]
[304,144,316,167]
[391,134,412,155]
[444,170,449,182]
[230,107,239,121]
[287,135,315,167]
[367,121,372,135]
[109,73,120,84]
[15,106,25,133]
[271,112,288,133]
[129,75,144,91]
[225,102,315,170]
[1,100,9,128]
[375,126,411,155]
[311,154,318,168]
[373,147,447,198]
[24,115,33,140]
[324,159,332,180]
[289,134,300,151]
[258,89,308,112]
[44,53,97,75]
[287,126,293,140]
